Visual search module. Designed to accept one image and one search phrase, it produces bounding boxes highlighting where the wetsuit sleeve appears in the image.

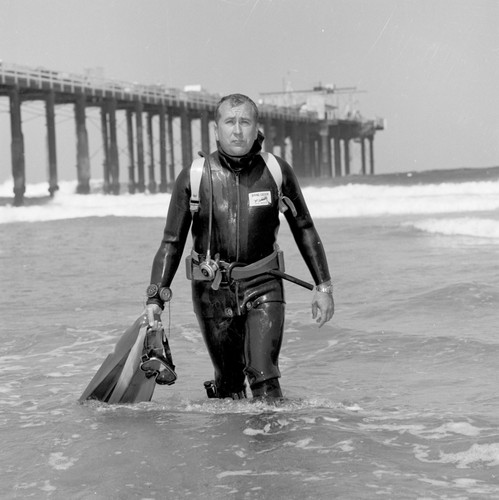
[279,159,331,285]
[149,167,192,287]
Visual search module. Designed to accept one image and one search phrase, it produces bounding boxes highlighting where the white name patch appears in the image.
[249,191,272,207]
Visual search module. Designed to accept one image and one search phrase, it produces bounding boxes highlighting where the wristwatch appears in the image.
[316,282,333,294]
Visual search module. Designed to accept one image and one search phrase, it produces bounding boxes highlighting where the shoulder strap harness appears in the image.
[189,157,205,213]
[190,152,296,216]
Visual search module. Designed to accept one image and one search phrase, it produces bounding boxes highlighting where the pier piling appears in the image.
[45,90,58,197]
[180,105,192,167]
[135,101,146,193]
[75,94,91,194]
[166,112,175,188]
[100,104,110,193]
[126,109,136,194]
[158,105,168,193]
[9,86,25,206]
[108,98,120,195]
[146,112,156,194]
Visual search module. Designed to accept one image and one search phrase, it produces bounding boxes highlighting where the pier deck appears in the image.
[0,63,383,205]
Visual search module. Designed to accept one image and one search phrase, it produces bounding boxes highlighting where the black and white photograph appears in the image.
[1,1,498,498]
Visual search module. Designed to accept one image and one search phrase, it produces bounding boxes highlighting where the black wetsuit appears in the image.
[148,135,331,397]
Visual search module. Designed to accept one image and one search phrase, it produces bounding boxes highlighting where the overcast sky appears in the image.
[1,0,498,181]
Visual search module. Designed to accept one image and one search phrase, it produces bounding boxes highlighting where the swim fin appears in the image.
[79,313,157,403]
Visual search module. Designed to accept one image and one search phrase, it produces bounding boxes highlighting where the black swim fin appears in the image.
[79,313,157,403]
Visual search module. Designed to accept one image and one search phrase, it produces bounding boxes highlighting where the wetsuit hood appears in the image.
[217,130,265,172]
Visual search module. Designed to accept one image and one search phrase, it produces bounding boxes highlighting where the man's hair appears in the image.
[214,93,259,123]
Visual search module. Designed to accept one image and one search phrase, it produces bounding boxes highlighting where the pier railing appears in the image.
[0,62,318,120]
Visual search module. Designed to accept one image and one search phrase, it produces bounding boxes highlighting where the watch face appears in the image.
[159,287,172,302]
[146,284,159,298]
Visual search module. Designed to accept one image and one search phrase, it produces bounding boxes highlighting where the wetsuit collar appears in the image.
[217,131,265,171]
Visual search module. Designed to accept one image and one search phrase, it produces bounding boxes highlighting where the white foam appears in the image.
[48,452,78,470]
[40,480,57,493]
[243,425,271,436]
[2,178,499,223]
[432,421,481,437]
[217,470,253,479]
[406,217,499,239]
[0,179,172,223]
[303,181,499,218]
[420,443,499,469]
[360,420,482,440]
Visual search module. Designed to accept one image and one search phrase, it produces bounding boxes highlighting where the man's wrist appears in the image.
[145,284,173,308]
[315,280,333,294]
[146,297,164,310]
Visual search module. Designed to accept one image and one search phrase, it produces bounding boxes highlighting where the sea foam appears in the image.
[406,217,499,239]
[1,178,499,224]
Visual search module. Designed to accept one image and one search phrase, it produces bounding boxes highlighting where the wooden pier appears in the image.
[0,63,383,206]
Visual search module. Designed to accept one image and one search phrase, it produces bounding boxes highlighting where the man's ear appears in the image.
[213,122,219,141]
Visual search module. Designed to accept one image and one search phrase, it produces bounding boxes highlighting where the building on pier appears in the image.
[259,84,385,179]
[0,63,383,206]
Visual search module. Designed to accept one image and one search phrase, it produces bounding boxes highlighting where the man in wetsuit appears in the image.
[145,93,334,399]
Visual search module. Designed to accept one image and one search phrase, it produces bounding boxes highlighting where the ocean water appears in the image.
[1,171,499,499]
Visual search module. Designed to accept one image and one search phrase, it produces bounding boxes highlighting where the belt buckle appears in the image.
[218,261,231,285]
[226,261,245,282]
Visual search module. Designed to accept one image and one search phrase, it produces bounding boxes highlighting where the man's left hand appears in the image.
[311,291,335,328]
[145,303,163,328]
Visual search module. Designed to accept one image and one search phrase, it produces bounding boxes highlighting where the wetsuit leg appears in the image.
[244,301,285,398]
[196,313,247,397]
[192,281,247,397]
[251,377,282,399]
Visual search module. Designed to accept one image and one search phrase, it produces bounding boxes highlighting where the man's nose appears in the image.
[234,121,242,134]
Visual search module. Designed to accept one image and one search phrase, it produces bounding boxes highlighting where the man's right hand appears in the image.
[145,303,163,328]
[311,291,335,328]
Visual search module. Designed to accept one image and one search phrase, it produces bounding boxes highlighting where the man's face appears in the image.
[214,101,258,156]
